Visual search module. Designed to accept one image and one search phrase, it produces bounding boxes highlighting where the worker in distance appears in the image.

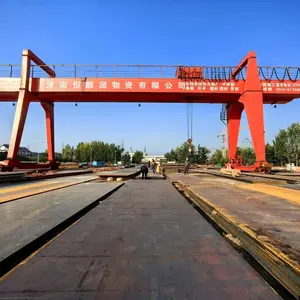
[140,164,149,179]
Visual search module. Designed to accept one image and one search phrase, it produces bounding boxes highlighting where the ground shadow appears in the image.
[136,175,165,180]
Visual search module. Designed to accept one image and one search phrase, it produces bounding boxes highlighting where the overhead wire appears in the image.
[186,104,190,139]
[186,103,193,140]
[190,103,193,140]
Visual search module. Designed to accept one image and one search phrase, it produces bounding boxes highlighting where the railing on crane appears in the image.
[1,64,300,81]
[220,104,227,125]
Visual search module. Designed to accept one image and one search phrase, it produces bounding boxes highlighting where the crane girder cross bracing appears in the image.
[0,49,299,171]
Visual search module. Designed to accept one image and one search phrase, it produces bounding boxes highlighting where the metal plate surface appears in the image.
[0,182,122,261]
[0,180,281,299]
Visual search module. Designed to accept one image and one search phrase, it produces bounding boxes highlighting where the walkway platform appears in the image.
[0,181,123,262]
[0,180,281,299]
[167,173,300,299]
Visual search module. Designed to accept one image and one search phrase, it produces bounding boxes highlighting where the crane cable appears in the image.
[186,103,193,140]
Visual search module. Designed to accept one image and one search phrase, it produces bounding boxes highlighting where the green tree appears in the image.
[32,149,49,163]
[114,145,124,162]
[265,143,278,165]
[132,151,144,164]
[236,147,255,165]
[273,129,289,166]
[164,149,177,162]
[195,145,210,164]
[74,141,124,163]
[75,142,87,162]
[175,142,191,163]
[209,149,227,165]
[90,141,105,162]
[287,122,300,166]
[164,142,209,164]
[62,144,74,162]
[122,152,131,164]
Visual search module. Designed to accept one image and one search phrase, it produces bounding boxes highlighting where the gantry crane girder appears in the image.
[0,49,299,171]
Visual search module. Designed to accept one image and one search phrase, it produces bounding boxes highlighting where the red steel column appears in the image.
[41,102,55,162]
[239,52,266,162]
[7,50,31,163]
[227,102,243,161]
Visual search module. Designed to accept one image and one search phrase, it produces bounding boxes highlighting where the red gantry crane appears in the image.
[0,49,299,172]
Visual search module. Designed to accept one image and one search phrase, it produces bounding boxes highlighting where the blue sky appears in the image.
[0,0,299,155]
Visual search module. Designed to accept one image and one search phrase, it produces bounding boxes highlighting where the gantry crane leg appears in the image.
[41,101,58,169]
[1,50,58,171]
[240,91,266,163]
[229,51,269,171]
[227,102,243,162]
[4,91,31,171]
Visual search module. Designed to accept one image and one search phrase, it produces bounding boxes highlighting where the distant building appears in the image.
[143,154,166,164]
[30,152,62,160]
[0,144,32,157]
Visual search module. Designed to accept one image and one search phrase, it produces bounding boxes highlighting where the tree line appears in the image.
[62,142,123,163]
[61,142,145,164]
[272,123,300,166]
[0,141,146,165]
[164,143,211,164]
[164,122,300,166]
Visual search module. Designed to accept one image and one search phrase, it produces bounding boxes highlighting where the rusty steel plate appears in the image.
[0,180,282,299]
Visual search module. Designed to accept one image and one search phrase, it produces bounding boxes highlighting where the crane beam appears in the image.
[0,49,299,172]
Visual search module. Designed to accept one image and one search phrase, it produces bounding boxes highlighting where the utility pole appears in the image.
[217,127,227,158]
[217,125,250,159]
[130,147,133,163]
[90,147,93,165]
[37,141,43,163]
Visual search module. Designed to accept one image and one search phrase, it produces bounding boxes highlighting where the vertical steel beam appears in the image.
[3,49,57,170]
[227,102,243,161]
[7,50,31,161]
[41,102,55,162]
[239,52,266,162]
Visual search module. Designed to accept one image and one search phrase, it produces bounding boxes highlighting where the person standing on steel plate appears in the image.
[151,159,157,174]
[140,164,149,179]
[184,150,193,175]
